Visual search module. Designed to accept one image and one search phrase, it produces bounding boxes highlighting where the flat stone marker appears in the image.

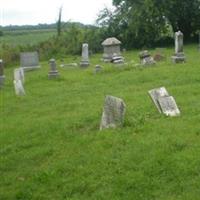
[80,43,89,67]
[14,68,25,83]
[100,95,126,130]
[14,80,25,96]
[148,87,180,117]
[20,52,40,71]
[48,59,59,78]
[158,96,180,117]
[0,59,5,88]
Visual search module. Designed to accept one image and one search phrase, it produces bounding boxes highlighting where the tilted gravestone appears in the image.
[13,80,25,96]
[20,52,40,71]
[80,43,90,67]
[14,68,25,83]
[48,59,59,78]
[0,59,5,88]
[148,87,180,117]
[100,95,126,130]
[13,68,25,96]
[171,31,186,63]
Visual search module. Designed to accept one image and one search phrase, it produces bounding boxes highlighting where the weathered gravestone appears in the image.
[100,95,126,130]
[80,43,90,67]
[14,68,25,83]
[171,31,186,63]
[148,87,180,117]
[13,80,25,96]
[0,59,5,88]
[139,50,156,66]
[102,37,124,63]
[13,68,25,96]
[20,52,40,71]
[94,65,103,74]
[48,59,59,78]
[154,48,166,62]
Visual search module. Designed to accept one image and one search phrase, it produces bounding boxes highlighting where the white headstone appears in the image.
[14,80,25,96]
[14,68,24,83]
[80,43,89,67]
[100,95,126,130]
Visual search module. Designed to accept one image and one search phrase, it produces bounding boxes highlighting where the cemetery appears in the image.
[0,0,200,199]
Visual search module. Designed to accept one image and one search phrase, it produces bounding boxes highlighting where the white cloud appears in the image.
[0,0,113,26]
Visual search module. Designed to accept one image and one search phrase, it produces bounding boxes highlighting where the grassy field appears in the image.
[1,45,200,199]
[0,29,56,46]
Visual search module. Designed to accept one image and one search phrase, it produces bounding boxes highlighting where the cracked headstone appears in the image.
[100,95,126,130]
[148,87,180,117]
[139,50,156,66]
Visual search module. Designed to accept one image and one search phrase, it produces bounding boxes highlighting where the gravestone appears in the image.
[148,87,180,117]
[20,52,40,71]
[60,63,78,68]
[102,37,124,63]
[158,96,180,116]
[0,59,5,88]
[94,65,103,74]
[100,95,126,130]
[154,48,166,62]
[139,50,156,66]
[80,43,90,67]
[171,31,186,63]
[13,80,25,96]
[14,68,25,83]
[48,59,59,78]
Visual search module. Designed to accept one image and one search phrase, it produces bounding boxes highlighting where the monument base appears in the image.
[22,66,41,72]
[171,53,186,63]
[80,61,89,67]
[0,75,5,88]
[48,71,59,79]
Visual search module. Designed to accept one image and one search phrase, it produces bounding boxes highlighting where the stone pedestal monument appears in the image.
[48,59,59,78]
[0,59,5,88]
[102,37,124,63]
[172,31,186,63]
[80,43,90,67]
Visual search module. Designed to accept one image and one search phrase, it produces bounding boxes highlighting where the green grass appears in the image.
[1,44,200,199]
[0,29,56,46]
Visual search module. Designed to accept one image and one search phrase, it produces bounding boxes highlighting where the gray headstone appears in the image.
[94,65,103,74]
[20,52,40,71]
[148,87,180,117]
[139,50,156,66]
[14,68,25,83]
[48,59,59,78]
[158,96,180,117]
[80,43,89,67]
[172,31,186,63]
[60,63,78,68]
[100,95,126,130]
[102,37,122,62]
[13,80,25,96]
[0,59,5,88]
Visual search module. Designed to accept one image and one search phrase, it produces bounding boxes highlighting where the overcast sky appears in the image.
[0,0,113,26]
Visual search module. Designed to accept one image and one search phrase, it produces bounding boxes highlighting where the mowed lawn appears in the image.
[1,45,200,200]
